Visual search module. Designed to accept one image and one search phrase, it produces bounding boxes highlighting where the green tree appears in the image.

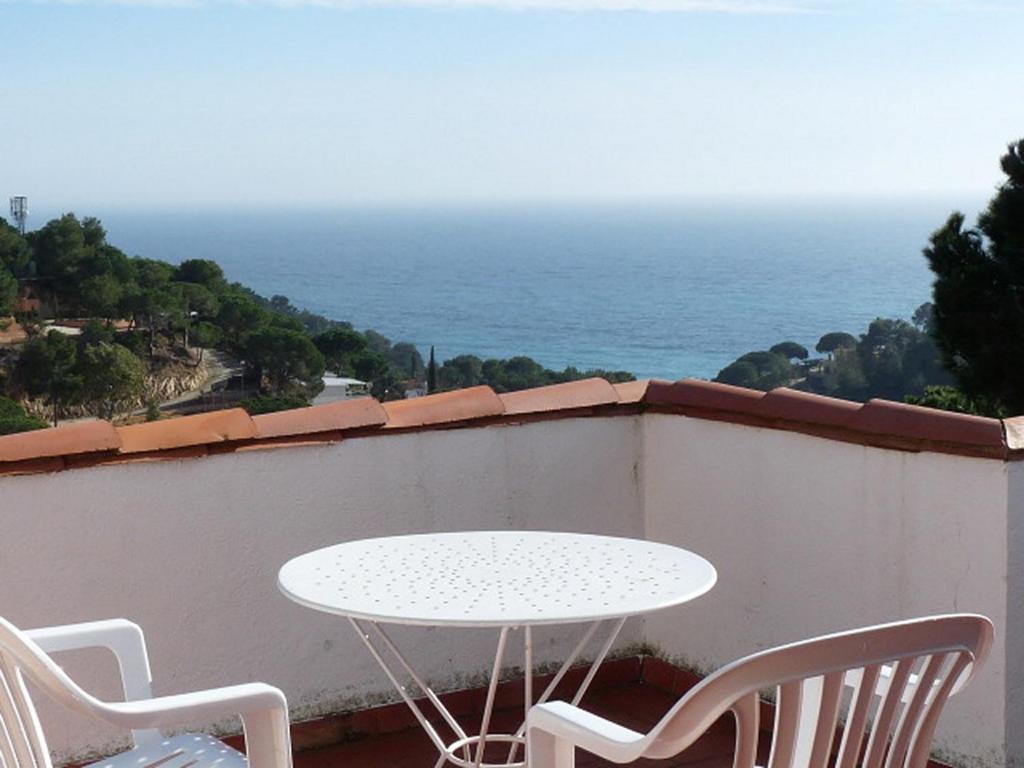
[78,319,116,347]
[244,327,325,395]
[0,218,31,276]
[134,258,175,290]
[912,302,935,334]
[171,282,220,349]
[77,342,147,420]
[191,321,224,352]
[28,214,91,315]
[769,341,809,361]
[313,328,367,374]
[137,288,184,356]
[349,349,389,384]
[0,267,17,316]
[815,332,857,359]
[174,259,225,289]
[80,274,124,319]
[371,370,406,402]
[390,342,425,379]
[0,397,47,435]
[713,360,761,389]
[905,385,1004,418]
[427,346,438,394]
[364,329,392,355]
[14,330,82,425]
[439,355,484,390]
[924,138,1024,414]
[241,394,310,415]
[481,356,552,392]
[714,350,793,391]
[217,293,267,353]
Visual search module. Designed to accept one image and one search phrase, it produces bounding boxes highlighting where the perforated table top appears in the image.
[278,531,717,627]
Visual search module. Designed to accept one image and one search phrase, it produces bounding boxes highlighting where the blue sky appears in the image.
[1,0,1022,206]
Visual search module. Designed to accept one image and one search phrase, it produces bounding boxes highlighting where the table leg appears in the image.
[473,627,510,768]
[507,616,629,755]
[349,617,627,768]
[349,618,471,759]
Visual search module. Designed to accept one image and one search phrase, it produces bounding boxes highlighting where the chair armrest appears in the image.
[26,619,154,702]
[100,683,293,768]
[101,683,286,728]
[26,619,160,748]
[527,701,645,763]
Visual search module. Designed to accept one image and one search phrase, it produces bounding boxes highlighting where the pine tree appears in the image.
[924,138,1024,414]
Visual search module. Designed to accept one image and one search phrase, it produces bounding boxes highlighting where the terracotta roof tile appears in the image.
[855,399,1004,448]
[117,408,257,455]
[382,386,504,429]
[500,378,619,416]
[645,378,764,415]
[1,374,1020,476]
[758,388,861,428]
[0,421,121,463]
[612,379,655,405]
[642,378,1006,456]
[253,398,387,439]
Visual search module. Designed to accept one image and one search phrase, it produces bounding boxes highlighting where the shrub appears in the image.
[240,394,310,415]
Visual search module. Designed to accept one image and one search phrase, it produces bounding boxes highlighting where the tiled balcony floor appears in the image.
[294,679,755,768]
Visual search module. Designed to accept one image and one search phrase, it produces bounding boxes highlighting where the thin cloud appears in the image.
[5,0,821,10]
[271,0,817,10]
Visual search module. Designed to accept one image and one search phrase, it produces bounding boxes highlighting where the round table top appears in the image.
[278,531,717,627]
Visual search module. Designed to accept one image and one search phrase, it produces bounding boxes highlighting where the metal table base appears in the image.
[349,617,628,768]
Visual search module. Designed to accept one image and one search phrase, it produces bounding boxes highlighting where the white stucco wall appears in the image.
[0,411,1017,768]
[1005,462,1024,768]
[641,413,1010,768]
[0,416,645,763]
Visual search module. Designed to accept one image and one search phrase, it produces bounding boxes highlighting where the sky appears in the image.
[1,0,1023,207]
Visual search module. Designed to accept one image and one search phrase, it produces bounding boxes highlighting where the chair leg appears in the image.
[527,729,575,768]
[241,707,293,768]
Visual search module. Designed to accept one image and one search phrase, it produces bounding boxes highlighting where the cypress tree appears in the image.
[427,346,438,394]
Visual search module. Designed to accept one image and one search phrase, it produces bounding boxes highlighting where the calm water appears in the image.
[35,200,981,380]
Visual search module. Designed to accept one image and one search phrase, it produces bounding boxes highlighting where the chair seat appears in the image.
[84,733,248,768]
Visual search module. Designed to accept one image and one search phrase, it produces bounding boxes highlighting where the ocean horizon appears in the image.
[25,197,986,381]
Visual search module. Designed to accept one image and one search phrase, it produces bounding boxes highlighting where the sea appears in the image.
[28,198,985,381]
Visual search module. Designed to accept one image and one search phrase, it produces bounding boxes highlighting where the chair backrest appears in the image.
[0,621,54,768]
[0,618,109,768]
[643,615,993,768]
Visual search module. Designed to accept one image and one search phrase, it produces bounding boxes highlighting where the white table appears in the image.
[278,531,716,768]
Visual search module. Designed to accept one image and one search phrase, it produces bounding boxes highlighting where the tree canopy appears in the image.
[78,342,147,420]
[244,327,325,396]
[815,332,857,356]
[714,350,793,390]
[314,328,367,375]
[769,341,809,361]
[15,331,82,425]
[436,353,634,394]
[0,397,47,435]
[713,303,951,402]
[924,138,1024,414]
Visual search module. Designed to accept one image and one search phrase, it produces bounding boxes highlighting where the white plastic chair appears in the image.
[527,614,993,768]
[0,616,292,768]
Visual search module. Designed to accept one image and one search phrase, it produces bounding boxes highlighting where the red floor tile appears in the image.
[293,680,751,768]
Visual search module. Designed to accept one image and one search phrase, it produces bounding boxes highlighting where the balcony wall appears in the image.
[0,397,1019,768]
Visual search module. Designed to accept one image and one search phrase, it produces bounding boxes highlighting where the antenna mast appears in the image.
[9,196,28,235]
